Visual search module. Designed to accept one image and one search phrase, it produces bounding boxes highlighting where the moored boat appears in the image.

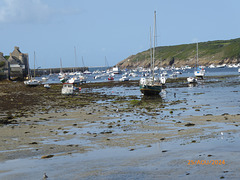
[24,51,41,87]
[119,75,129,82]
[62,83,74,95]
[187,77,197,84]
[24,79,41,86]
[140,77,162,95]
[139,11,162,96]
[108,76,114,80]
[194,42,205,79]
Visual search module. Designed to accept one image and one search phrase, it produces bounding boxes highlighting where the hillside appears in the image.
[117,38,240,68]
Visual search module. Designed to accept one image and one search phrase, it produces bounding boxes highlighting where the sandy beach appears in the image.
[0,77,240,179]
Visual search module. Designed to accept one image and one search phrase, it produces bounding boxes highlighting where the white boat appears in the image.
[216,64,226,68]
[24,51,41,86]
[194,42,205,79]
[67,76,80,84]
[94,75,102,79]
[61,83,74,95]
[129,72,137,77]
[238,68,240,73]
[162,71,168,76]
[83,70,92,74]
[44,84,51,89]
[24,79,41,86]
[112,66,121,74]
[208,64,215,68]
[41,77,48,81]
[160,73,167,85]
[119,75,129,82]
[187,77,197,84]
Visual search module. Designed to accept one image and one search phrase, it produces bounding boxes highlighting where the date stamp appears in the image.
[188,160,225,165]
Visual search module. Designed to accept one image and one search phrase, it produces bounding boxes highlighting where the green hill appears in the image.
[117,38,240,68]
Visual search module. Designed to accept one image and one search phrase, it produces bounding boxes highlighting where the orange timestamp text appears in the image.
[188,160,225,165]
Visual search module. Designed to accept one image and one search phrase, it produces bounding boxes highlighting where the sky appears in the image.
[0,0,240,69]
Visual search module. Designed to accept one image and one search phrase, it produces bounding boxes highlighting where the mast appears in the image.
[82,56,85,72]
[152,10,156,82]
[196,41,198,68]
[27,55,30,79]
[60,58,63,73]
[150,26,153,77]
[74,46,77,72]
[34,51,36,79]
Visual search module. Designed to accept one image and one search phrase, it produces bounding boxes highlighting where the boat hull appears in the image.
[140,84,162,96]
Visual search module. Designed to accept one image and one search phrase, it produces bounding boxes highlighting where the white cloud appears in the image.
[0,0,51,23]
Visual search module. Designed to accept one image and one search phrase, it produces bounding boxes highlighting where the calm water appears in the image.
[39,67,240,84]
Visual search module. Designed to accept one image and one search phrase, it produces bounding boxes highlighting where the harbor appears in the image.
[1,1,240,179]
[0,67,240,179]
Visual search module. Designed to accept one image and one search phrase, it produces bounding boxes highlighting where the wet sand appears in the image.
[0,77,240,179]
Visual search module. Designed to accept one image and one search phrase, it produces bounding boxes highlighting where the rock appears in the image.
[185,123,195,127]
[29,142,38,145]
[41,155,54,159]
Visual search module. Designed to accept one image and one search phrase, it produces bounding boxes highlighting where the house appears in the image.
[7,46,29,80]
[0,52,10,80]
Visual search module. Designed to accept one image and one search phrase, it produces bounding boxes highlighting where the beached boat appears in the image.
[194,42,205,79]
[24,79,41,86]
[187,77,197,84]
[67,76,81,84]
[140,11,162,96]
[61,83,74,95]
[24,51,41,86]
[44,84,51,89]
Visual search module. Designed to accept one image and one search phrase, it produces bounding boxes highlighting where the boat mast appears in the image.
[150,26,153,77]
[196,41,198,68]
[34,51,36,79]
[60,58,63,73]
[152,10,156,82]
[82,56,85,71]
[74,46,77,72]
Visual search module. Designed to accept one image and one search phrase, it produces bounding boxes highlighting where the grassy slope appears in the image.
[118,38,240,68]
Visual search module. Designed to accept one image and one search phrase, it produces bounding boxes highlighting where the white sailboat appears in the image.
[24,51,40,86]
[194,42,205,79]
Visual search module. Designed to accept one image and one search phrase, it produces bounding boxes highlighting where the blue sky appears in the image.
[0,0,239,69]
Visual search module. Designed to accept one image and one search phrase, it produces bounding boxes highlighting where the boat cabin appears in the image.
[61,83,74,95]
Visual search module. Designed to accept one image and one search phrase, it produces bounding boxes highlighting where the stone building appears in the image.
[4,46,29,80]
[0,52,10,79]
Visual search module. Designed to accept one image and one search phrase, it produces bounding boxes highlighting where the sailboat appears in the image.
[24,51,41,86]
[140,11,162,96]
[194,42,205,79]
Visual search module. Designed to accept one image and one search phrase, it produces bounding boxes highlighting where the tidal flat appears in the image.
[0,75,240,179]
